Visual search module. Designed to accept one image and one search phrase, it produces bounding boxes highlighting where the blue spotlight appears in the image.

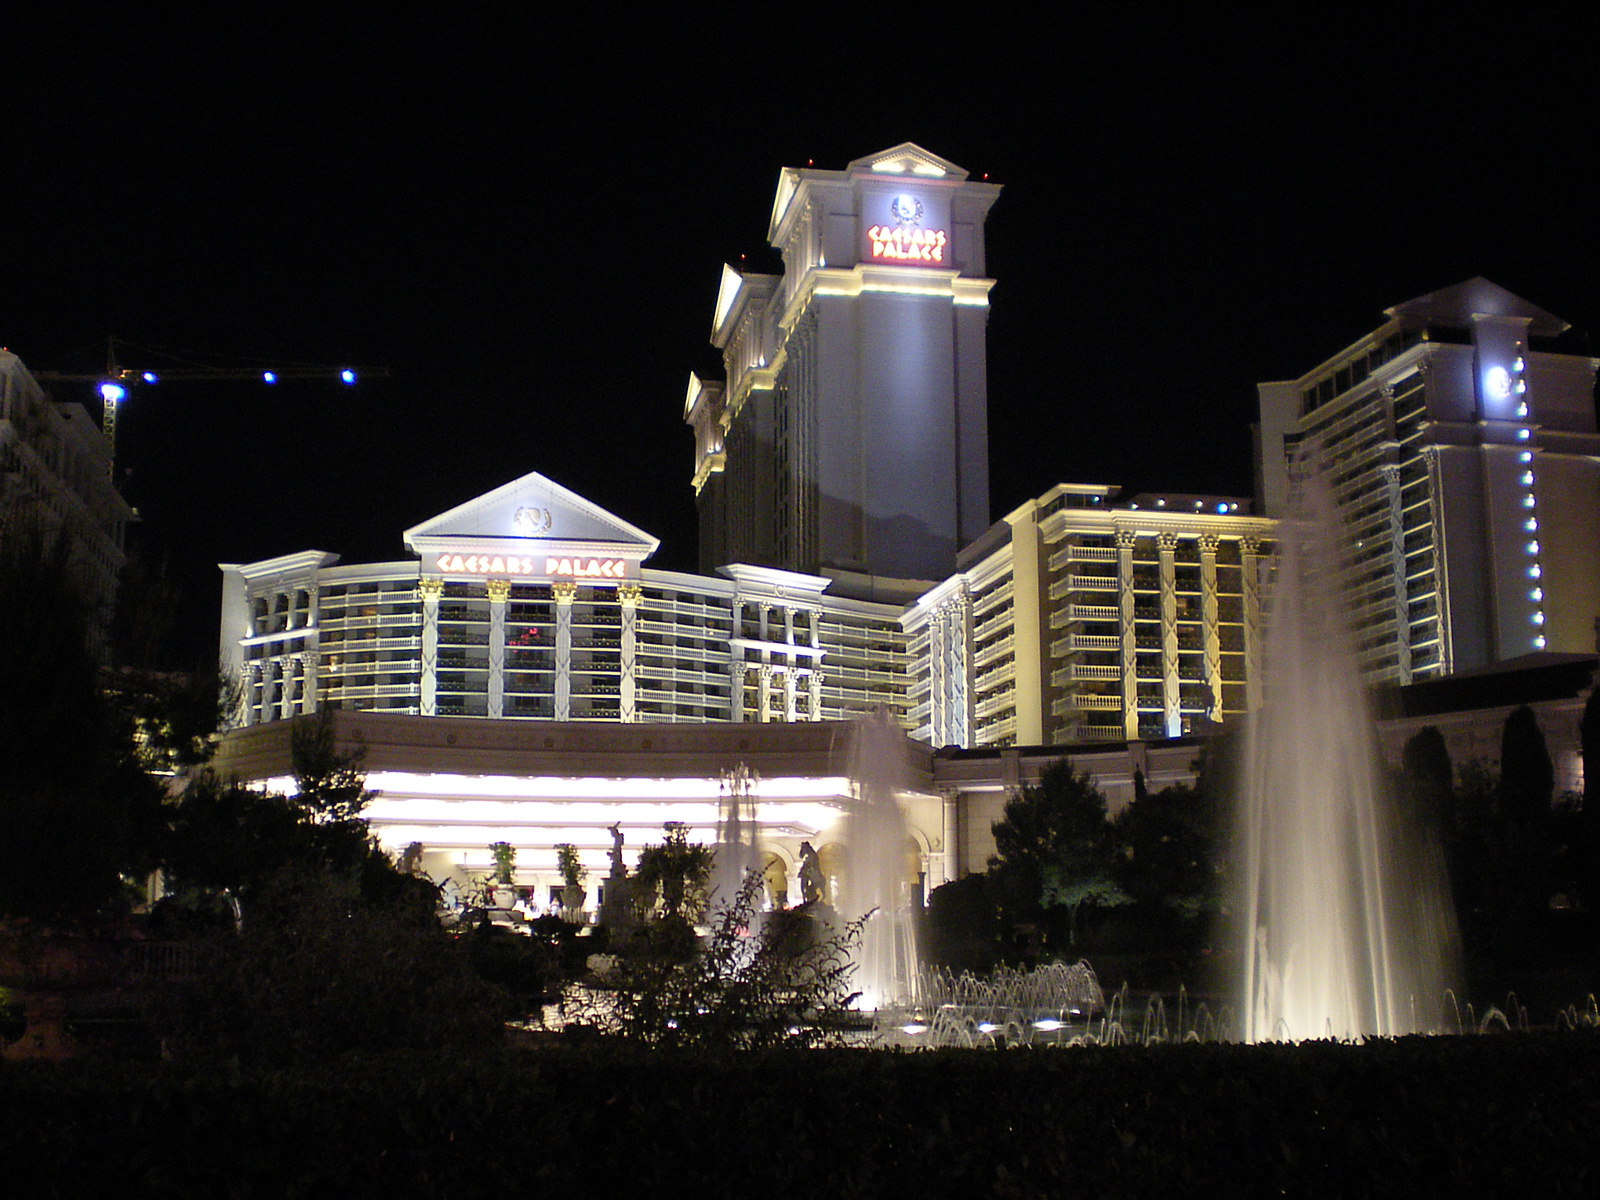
[340,369,356,385]
[99,381,126,404]
[141,372,159,384]
[262,371,277,384]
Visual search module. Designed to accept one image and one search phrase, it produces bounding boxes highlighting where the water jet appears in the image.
[1238,465,1457,1040]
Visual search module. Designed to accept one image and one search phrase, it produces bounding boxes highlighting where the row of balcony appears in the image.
[1046,543,1119,571]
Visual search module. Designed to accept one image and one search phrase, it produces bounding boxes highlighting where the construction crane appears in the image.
[34,336,389,474]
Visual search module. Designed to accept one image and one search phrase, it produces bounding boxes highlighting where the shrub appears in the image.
[152,866,509,1066]
[578,872,865,1049]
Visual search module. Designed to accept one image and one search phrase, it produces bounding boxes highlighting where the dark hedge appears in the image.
[2,1035,1597,1196]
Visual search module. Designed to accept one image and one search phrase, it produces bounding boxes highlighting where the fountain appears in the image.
[712,762,762,910]
[839,711,921,1011]
[1239,464,1458,1040]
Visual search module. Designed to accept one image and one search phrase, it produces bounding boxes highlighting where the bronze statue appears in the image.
[798,840,825,905]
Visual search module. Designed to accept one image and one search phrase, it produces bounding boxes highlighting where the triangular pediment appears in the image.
[403,471,659,557]
[846,142,968,181]
[1386,277,1569,337]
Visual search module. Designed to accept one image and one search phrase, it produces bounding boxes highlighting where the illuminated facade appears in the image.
[222,470,912,731]
[0,349,131,634]
[1257,279,1600,684]
[687,144,999,585]
[214,707,1208,911]
[906,484,1275,749]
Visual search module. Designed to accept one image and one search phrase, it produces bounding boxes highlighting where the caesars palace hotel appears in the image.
[212,144,1598,906]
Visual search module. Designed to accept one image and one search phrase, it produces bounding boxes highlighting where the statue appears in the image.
[599,823,637,933]
[798,840,826,906]
[607,823,627,878]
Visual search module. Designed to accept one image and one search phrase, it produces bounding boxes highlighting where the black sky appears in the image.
[5,12,1596,665]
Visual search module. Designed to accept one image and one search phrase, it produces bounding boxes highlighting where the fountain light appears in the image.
[900,1022,928,1035]
[1032,1018,1065,1031]
[977,1022,998,1034]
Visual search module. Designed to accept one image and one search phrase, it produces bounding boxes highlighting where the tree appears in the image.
[490,841,517,885]
[1499,705,1555,826]
[289,708,375,824]
[0,527,166,920]
[1114,781,1223,920]
[1401,725,1454,841]
[988,763,1127,947]
[632,821,713,925]
[159,711,401,922]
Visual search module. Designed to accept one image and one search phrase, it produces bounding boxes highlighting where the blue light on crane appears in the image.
[99,381,127,404]
[340,369,356,385]
[141,372,159,384]
[262,371,277,384]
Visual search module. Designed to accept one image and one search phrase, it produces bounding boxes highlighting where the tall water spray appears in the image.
[840,712,921,1010]
[1239,468,1457,1041]
[713,762,761,909]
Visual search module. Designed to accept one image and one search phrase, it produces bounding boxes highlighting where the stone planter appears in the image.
[0,933,130,1060]
[561,885,587,924]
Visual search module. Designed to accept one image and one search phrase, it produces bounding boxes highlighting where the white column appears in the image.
[952,592,972,746]
[1116,530,1140,741]
[486,578,509,718]
[262,659,280,722]
[942,790,961,884]
[1158,533,1180,737]
[553,582,576,720]
[1199,534,1222,723]
[757,663,774,723]
[618,583,642,722]
[1241,537,1264,711]
[418,577,442,717]
[280,657,298,718]
[810,618,824,721]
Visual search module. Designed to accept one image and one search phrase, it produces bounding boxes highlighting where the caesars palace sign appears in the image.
[433,551,635,581]
[865,193,948,265]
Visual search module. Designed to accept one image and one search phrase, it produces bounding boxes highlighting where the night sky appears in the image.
[5,13,1596,665]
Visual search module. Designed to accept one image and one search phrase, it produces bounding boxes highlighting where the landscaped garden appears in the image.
[6,525,1600,1192]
